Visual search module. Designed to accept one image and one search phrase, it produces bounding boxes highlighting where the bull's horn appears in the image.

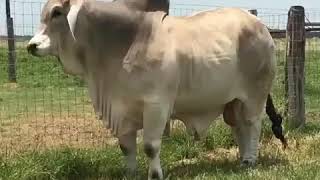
[67,4,81,41]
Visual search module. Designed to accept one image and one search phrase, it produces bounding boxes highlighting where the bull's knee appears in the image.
[144,143,158,159]
[143,141,163,180]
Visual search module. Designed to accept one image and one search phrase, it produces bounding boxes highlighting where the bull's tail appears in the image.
[266,94,288,149]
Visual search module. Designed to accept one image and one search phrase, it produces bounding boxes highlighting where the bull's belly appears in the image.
[173,74,241,114]
[173,52,243,113]
[173,91,232,115]
[170,78,241,137]
[172,89,231,137]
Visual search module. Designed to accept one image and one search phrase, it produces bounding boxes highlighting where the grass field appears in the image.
[1,121,320,180]
[0,38,320,179]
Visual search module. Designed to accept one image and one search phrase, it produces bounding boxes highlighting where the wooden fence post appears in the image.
[286,6,305,128]
[6,0,17,83]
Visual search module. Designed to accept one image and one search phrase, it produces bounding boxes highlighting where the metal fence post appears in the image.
[286,6,305,128]
[163,7,171,137]
[6,0,17,83]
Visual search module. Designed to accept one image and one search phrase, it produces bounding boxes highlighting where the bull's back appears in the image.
[165,8,275,112]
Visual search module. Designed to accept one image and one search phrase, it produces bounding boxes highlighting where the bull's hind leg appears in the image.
[225,97,266,166]
[223,99,245,158]
[143,100,171,180]
[238,98,266,166]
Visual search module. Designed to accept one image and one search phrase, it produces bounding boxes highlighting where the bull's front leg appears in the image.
[143,98,171,180]
[118,129,137,176]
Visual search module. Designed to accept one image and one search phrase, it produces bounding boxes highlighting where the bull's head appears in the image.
[26,0,169,75]
[27,0,82,57]
[27,0,169,57]
[26,0,88,75]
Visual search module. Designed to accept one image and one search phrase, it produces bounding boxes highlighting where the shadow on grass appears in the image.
[0,143,291,180]
[165,152,289,179]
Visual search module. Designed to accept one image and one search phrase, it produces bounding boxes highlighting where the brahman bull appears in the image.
[27,0,287,179]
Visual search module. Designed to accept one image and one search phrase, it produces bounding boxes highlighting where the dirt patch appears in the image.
[0,113,117,157]
[0,114,191,157]
[1,83,19,89]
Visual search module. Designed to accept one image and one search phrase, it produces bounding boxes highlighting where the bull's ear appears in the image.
[63,0,81,40]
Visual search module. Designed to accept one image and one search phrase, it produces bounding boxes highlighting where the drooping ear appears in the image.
[122,12,167,73]
[63,0,82,40]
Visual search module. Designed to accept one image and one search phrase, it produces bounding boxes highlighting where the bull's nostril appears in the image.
[27,43,37,55]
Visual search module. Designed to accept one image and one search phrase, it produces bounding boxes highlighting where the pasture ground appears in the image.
[1,120,320,180]
[0,39,320,179]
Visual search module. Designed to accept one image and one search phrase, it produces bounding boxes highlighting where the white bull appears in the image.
[27,0,287,179]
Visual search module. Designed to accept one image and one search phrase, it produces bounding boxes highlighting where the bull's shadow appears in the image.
[79,143,288,180]
[164,154,289,179]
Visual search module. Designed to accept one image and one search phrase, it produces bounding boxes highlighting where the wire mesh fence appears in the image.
[0,1,117,157]
[305,11,320,113]
[0,1,320,157]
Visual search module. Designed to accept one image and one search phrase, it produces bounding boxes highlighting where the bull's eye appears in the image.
[51,10,62,19]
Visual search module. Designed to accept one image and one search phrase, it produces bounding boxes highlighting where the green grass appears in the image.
[305,49,320,112]
[1,121,320,180]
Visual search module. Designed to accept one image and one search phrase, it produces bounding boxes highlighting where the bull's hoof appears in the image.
[240,159,256,167]
[148,169,163,180]
[125,168,137,179]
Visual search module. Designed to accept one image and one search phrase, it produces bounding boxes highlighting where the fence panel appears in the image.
[305,11,320,120]
[0,1,319,157]
[0,1,116,157]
